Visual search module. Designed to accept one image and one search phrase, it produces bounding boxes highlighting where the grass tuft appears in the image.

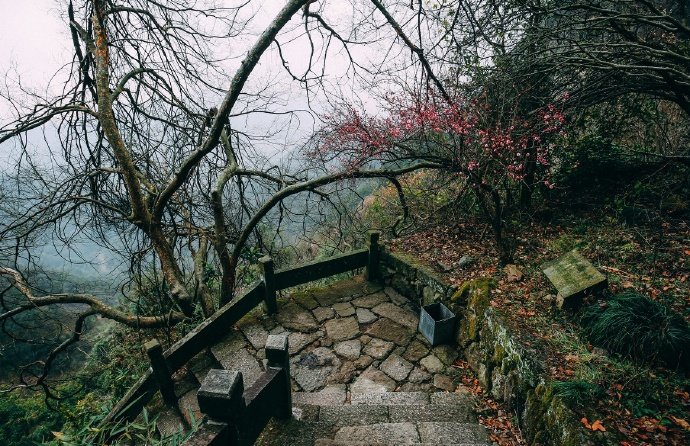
[580,292,690,371]
[552,380,606,409]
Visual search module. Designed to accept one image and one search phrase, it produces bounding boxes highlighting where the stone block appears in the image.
[332,302,355,317]
[350,391,429,405]
[324,317,359,341]
[432,374,455,392]
[429,391,475,406]
[420,354,444,373]
[355,307,377,324]
[334,422,420,443]
[292,384,347,406]
[288,331,321,355]
[379,354,414,381]
[334,339,362,360]
[351,292,389,309]
[239,323,268,350]
[403,340,430,363]
[350,365,396,394]
[353,355,374,370]
[417,421,489,444]
[388,404,472,423]
[362,338,395,359]
[319,405,389,426]
[276,303,319,333]
[371,302,418,330]
[408,367,431,383]
[214,348,262,388]
[313,306,335,323]
[542,250,607,309]
[365,318,415,346]
[291,347,341,392]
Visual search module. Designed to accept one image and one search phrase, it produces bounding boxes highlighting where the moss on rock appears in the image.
[455,278,495,343]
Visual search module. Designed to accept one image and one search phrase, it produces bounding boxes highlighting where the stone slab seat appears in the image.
[542,249,607,308]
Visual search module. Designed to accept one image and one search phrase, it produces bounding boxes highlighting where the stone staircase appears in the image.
[256,389,493,446]
[143,277,495,445]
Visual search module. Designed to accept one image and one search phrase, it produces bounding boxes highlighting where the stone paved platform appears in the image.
[151,276,491,445]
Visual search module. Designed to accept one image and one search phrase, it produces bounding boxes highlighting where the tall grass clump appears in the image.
[580,292,690,371]
[552,380,606,409]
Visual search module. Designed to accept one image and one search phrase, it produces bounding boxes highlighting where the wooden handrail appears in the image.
[103,282,264,426]
[183,334,291,446]
[102,232,381,438]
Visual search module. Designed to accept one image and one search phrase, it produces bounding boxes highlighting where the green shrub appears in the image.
[552,380,605,409]
[0,389,68,445]
[580,292,690,371]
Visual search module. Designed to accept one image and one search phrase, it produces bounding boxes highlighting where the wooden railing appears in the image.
[182,334,291,446]
[101,231,380,435]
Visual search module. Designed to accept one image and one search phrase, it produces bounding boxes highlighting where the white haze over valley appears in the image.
[0,1,402,282]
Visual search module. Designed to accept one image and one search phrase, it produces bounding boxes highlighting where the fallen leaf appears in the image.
[590,420,606,432]
[670,415,690,430]
[674,389,690,402]
[581,417,591,429]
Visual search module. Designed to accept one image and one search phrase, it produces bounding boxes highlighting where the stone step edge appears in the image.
[331,421,490,444]
[292,390,476,407]
[314,441,493,446]
[295,403,475,424]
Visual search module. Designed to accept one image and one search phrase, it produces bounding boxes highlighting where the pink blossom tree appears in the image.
[311,92,567,263]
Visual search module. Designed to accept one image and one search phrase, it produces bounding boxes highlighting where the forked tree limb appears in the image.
[0,267,186,328]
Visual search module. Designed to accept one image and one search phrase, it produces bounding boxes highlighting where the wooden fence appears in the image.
[101,232,381,436]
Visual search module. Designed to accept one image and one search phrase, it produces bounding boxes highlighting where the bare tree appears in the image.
[0,0,456,393]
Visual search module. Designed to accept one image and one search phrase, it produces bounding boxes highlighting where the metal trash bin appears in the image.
[418,302,457,346]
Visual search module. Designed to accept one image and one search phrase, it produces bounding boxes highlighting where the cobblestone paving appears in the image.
[155,276,492,445]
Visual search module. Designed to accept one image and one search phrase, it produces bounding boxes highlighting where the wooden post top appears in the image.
[259,255,274,266]
[198,369,245,421]
[144,339,163,356]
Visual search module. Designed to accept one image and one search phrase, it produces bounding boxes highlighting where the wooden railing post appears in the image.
[196,369,245,445]
[265,334,291,419]
[366,231,381,281]
[144,339,176,406]
[259,256,277,314]
[197,369,246,423]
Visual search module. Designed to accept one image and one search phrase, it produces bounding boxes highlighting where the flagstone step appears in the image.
[316,403,473,426]
[350,391,429,405]
[255,419,337,446]
[330,421,489,444]
[314,441,493,446]
[146,276,494,445]
[155,406,187,440]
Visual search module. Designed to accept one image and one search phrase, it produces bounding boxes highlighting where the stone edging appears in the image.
[380,248,592,446]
